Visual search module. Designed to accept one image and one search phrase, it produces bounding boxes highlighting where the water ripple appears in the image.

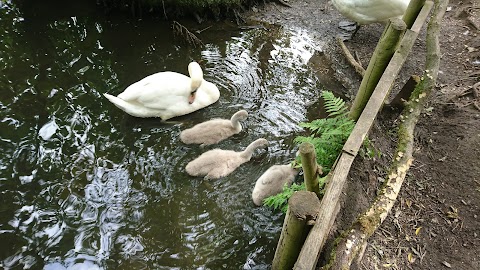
[0,2,326,269]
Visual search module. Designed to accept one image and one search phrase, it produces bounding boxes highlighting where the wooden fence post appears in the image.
[299,142,321,197]
[272,191,321,270]
[348,0,427,121]
[403,0,428,28]
[348,18,406,121]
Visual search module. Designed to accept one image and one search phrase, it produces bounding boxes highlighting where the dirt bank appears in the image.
[246,0,480,269]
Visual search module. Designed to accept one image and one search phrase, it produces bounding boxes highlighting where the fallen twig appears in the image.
[472,81,480,99]
[336,36,366,77]
[172,21,204,48]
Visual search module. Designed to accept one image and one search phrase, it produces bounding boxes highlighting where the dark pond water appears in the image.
[0,1,329,269]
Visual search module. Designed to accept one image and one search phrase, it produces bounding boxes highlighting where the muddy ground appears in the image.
[246,0,480,269]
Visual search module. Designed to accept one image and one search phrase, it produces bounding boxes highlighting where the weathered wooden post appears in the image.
[272,191,321,270]
[348,0,427,121]
[299,142,322,197]
[403,0,429,28]
[348,18,407,121]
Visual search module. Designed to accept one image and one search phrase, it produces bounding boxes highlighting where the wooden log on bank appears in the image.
[299,142,322,197]
[272,191,321,270]
[325,1,445,268]
[293,2,434,269]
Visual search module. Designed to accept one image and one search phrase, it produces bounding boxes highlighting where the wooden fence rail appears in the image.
[292,2,434,269]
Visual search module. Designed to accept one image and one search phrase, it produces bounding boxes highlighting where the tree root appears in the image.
[336,36,366,77]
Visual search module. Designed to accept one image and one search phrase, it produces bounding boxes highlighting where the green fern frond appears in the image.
[263,183,306,212]
[322,91,348,117]
[299,119,326,133]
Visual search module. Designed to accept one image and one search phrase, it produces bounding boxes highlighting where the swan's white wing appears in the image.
[334,0,409,23]
[354,0,409,21]
[118,72,192,105]
[137,92,189,111]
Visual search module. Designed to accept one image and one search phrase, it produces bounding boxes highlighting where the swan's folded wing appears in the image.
[118,72,192,104]
[340,0,409,23]
[138,93,188,110]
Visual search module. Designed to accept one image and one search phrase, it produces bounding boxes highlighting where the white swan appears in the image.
[103,61,220,120]
[185,138,269,180]
[332,0,410,25]
[252,164,299,206]
[180,110,248,146]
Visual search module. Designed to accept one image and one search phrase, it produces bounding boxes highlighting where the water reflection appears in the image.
[0,1,326,269]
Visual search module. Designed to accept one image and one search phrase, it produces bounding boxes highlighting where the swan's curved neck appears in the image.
[240,140,266,159]
[230,115,243,132]
[240,147,255,159]
[188,62,204,90]
[191,79,202,91]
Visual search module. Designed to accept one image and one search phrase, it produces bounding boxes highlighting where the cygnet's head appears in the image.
[252,138,269,150]
[233,110,249,121]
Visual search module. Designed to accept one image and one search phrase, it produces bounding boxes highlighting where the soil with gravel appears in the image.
[245,0,480,269]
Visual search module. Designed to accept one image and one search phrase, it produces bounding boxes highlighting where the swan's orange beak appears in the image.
[188,89,197,104]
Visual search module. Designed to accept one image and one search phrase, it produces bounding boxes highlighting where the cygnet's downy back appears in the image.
[185,138,268,180]
[180,110,248,146]
[252,164,299,206]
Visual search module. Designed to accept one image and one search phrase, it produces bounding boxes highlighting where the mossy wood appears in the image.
[387,75,421,108]
[348,0,426,121]
[293,2,434,269]
[299,142,320,197]
[326,1,443,268]
[272,191,321,270]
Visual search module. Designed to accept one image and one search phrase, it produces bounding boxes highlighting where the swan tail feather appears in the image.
[104,93,152,118]
[103,93,131,111]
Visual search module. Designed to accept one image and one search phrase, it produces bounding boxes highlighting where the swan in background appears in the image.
[332,0,410,25]
[252,164,299,206]
[180,110,248,146]
[332,0,410,36]
[103,61,220,120]
[185,138,269,180]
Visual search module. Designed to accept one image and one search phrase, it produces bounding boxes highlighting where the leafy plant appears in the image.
[263,91,355,212]
[263,183,306,212]
[294,91,355,171]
